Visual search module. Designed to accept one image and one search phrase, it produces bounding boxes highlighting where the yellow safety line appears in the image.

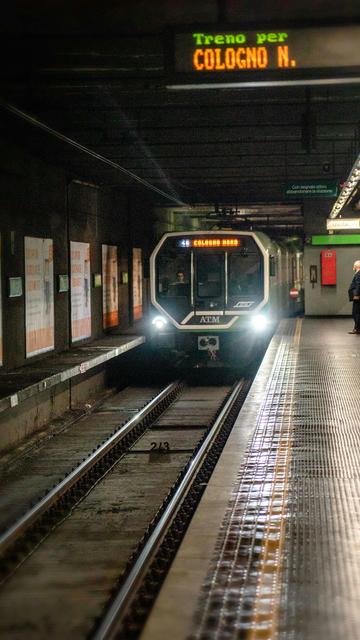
[247,318,302,639]
[294,317,302,348]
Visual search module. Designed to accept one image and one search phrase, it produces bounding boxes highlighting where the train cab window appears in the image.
[228,253,262,298]
[196,254,222,298]
[157,255,190,298]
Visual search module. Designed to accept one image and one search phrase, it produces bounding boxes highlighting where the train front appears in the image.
[149,231,274,366]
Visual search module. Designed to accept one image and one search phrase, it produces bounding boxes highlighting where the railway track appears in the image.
[0,377,252,639]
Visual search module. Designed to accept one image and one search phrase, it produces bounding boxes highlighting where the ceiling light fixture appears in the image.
[329,152,360,218]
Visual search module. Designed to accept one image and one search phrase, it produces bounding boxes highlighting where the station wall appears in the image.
[302,199,357,315]
[304,246,357,316]
[303,198,335,236]
[0,140,153,370]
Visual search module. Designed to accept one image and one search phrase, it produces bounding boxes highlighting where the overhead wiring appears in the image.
[0,98,189,207]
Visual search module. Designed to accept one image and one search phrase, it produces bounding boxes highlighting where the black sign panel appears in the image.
[170,26,360,86]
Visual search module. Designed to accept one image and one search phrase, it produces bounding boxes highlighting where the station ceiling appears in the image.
[1,2,360,232]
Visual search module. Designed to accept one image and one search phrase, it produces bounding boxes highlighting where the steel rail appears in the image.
[0,380,181,555]
[93,378,244,640]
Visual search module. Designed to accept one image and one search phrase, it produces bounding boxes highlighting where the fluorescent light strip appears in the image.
[329,152,360,218]
[167,77,360,90]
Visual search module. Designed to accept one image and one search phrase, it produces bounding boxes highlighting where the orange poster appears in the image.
[71,241,91,342]
[25,237,54,357]
[102,245,119,328]
[132,248,143,321]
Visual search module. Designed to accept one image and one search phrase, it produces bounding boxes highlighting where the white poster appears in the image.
[71,241,91,342]
[25,236,54,357]
[102,245,119,329]
[132,248,143,321]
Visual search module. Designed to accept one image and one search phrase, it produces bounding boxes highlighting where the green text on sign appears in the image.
[173,26,360,77]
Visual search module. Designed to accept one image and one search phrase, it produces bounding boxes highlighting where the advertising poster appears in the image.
[102,244,119,328]
[71,241,91,342]
[25,236,54,357]
[132,247,143,321]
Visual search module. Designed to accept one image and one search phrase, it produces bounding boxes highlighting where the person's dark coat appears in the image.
[348,270,360,301]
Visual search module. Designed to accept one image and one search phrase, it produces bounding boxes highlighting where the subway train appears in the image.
[149,230,302,367]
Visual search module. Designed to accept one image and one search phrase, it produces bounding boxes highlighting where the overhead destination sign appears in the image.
[171,26,360,86]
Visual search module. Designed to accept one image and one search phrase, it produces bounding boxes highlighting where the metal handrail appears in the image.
[0,381,180,555]
[93,379,244,640]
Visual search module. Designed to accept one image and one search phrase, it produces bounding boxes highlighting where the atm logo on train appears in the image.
[200,316,220,324]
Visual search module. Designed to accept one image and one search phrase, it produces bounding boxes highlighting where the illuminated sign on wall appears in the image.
[286,180,338,197]
[312,235,360,245]
[178,238,240,248]
[326,218,360,230]
[171,26,360,86]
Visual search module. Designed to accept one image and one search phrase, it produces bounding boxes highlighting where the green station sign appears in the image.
[285,180,338,198]
[312,234,360,245]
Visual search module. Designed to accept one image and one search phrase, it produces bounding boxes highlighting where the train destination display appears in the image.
[177,238,240,248]
[172,26,360,85]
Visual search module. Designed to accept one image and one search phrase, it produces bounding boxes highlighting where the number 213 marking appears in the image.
[150,441,171,452]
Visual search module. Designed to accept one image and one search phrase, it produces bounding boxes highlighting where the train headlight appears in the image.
[152,315,168,330]
[251,314,268,331]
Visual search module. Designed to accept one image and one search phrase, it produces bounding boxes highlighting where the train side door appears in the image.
[194,253,225,314]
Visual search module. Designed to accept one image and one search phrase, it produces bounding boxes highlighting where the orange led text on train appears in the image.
[193,46,295,71]
[193,239,239,247]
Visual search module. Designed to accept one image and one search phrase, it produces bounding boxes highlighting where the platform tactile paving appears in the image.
[189,320,360,640]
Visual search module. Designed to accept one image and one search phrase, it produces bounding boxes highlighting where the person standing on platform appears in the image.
[348,260,360,334]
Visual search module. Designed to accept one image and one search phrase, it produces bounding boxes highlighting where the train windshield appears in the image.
[157,255,191,297]
[196,254,222,298]
[156,248,192,323]
[153,235,265,323]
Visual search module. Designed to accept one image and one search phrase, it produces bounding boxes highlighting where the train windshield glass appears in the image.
[156,247,192,323]
[196,254,223,298]
[228,251,263,301]
[157,254,191,298]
